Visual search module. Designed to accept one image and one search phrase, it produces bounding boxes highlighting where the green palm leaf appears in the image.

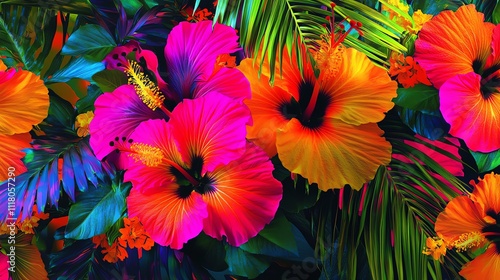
[313,115,472,279]
[199,0,406,81]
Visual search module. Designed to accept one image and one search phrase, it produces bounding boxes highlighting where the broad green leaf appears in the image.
[65,179,131,239]
[48,57,105,83]
[224,245,271,278]
[241,213,298,257]
[92,69,128,92]
[76,84,103,113]
[471,149,500,173]
[183,233,228,271]
[61,24,116,60]
[393,84,439,112]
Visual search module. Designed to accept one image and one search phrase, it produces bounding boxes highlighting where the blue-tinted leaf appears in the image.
[76,84,103,113]
[62,151,76,201]
[61,24,116,60]
[393,84,439,113]
[65,178,131,239]
[48,239,120,279]
[225,244,271,279]
[48,57,105,83]
[398,107,449,140]
[471,149,500,173]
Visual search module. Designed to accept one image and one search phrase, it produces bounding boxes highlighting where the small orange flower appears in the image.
[92,233,128,263]
[118,217,154,258]
[181,6,213,22]
[389,54,432,88]
[75,111,94,137]
[422,236,447,260]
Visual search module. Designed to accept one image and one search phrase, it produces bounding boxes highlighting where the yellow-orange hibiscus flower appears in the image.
[0,60,49,181]
[238,8,397,191]
[435,173,500,279]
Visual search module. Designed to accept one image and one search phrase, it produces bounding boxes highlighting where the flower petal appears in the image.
[486,24,500,69]
[169,92,251,174]
[193,67,251,101]
[323,48,397,124]
[0,133,30,181]
[470,173,500,215]
[276,118,392,191]
[89,85,167,160]
[127,186,207,249]
[414,4,494,88]
[202,142,282,246]
[435,196,486,244]
[124,119,182,192]
[164,21,240,99]
[459,245,500,280]
[238,58,293,156]
[0,68,49,135]
[440,72,500,152]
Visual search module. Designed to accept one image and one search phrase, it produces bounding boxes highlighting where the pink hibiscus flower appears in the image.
[90,21,251,160]
[122,92,282,249]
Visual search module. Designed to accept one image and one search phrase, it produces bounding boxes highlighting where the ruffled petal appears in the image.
[89,85,167,160]
[486,24,500,69]
[193,67,251,101]
[439,72,500,152]
[238,58,293,156]
[0,68,49,135]
[414,4,494,88]
[470,173,500,215]
[0,133,30,181]
[168,92,251,174]
[276,118,392,191]
[124,119,182,192]
[459,245,500,279]
[127,186,207,249]
[202,142,282,246]
[435,196,486,244]
[164,21,240,99]
[322,48,397,124]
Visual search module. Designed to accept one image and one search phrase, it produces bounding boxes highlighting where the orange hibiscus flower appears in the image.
[238,5,397,191]
[435,173,500,279]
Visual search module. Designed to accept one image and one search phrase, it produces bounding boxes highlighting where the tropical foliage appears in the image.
[1,0,500,279]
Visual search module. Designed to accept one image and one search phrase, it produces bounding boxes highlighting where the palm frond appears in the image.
[0,0,93,15]
[312,114,471,279]
[201,0,406,81]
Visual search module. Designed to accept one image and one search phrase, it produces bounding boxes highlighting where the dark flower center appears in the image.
[172,155,215,198]
[279,80,332,128]
[482,209,500,253]
[479,64,500,99]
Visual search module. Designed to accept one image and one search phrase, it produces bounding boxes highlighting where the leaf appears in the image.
[0,233,48,280]
[393,84,439,112]
[224,244,271,279]
[65,177,131,239]
[493,1,500,24]
[183,233,228,271]
[76,84,103,113]
[61,24,116,60]
[92,69,128,92]
[398,107,450,140]
[48,239,121,279]
[410,0,464,15]
[471,149,500,173]
[240,212,298,257]
[48,56,105,83]
[281,176,320,213]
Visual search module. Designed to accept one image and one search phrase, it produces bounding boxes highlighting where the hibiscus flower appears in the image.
[237,7,397,191]
[414,4,500,152]
[0,60,49,181]
[122,92,282,249]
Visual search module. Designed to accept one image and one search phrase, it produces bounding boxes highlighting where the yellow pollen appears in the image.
[451,232,485,252]
[129,143,164,167]
[125,60,165,110]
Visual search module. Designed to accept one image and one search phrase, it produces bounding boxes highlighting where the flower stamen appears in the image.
[451,231,485,252]
[125,60,171,117]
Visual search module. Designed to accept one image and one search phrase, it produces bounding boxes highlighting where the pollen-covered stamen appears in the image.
[126,142,200,186]
[129,143,164,167]
[125,60,171,117]
[451,231,486,252]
